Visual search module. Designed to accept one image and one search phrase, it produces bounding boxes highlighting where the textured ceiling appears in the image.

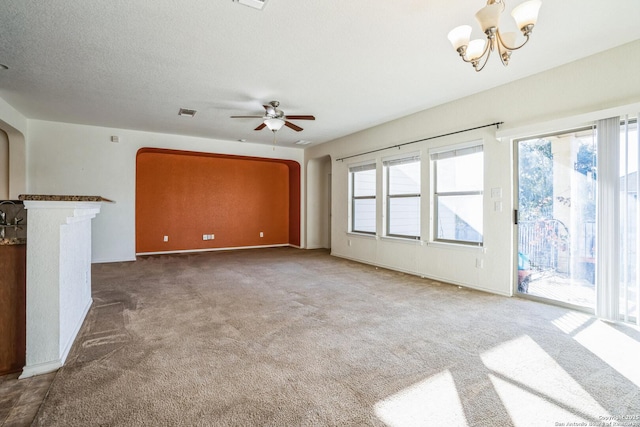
[0,0,639,148]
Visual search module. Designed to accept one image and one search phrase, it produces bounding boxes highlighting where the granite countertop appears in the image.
[19,195,114,202]
[1,195,113,245]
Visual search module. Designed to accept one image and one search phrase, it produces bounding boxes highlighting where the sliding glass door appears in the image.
[516,116,640,325]
[516,127,597,309]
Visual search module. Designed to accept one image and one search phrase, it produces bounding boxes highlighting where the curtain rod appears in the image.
[336,121,503,162]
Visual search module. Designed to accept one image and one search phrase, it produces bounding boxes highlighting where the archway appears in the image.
[0,118,26,198]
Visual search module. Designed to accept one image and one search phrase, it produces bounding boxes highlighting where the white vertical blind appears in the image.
[620,115,639,326]
[596,116,620,321]
[622,116,629,323]
[637,114,640,326]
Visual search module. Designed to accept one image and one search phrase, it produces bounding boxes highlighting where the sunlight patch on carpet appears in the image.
[481,335,608,426]
[572,320,640,388]
[553,312,640,388]
[551,311,592,334]
[374,370,468,427]
[486,374,590,426]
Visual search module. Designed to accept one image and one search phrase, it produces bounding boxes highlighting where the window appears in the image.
[384,156,420,239]
[432,143,483,245]
[350,163,376,234]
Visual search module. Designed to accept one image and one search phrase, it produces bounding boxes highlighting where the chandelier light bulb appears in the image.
[467,39,487,61]
[475,2,503,33]
[511,0,542,31]
[448,25,472,51]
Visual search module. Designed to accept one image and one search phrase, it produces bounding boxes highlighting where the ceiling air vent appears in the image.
[178,108,197,117]
[233,0,268,11]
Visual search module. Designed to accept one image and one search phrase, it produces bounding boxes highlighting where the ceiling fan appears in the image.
[230,101,315,133]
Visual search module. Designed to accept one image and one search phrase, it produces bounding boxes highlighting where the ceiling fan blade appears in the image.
[254,123,267,131]
[284,121,303,132]
[230,115,263,118]
[285,115,315,120]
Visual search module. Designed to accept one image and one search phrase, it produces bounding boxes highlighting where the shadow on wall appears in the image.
[135,148,300,253]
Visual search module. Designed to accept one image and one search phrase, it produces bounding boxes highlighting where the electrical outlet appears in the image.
[163,235,169,242]
[476,258,483,268]
[348,239,352,246]
[260,232,264,237]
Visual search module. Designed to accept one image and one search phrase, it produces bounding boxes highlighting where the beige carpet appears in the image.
[33,248,640,426]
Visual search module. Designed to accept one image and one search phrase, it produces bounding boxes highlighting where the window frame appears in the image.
[384,155,421,240]
[349,163,377,235]
[431,142,484,246]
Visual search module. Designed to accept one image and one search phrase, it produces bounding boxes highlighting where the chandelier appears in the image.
[447,0,542,72]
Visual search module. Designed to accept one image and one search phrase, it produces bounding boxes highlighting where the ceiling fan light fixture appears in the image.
[264,118,285,132]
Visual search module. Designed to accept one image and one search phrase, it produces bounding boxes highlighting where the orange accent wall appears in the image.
[136,148,300,253]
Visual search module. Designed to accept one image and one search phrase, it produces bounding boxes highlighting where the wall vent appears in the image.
[178,108,197,117]
[233,0,268,11]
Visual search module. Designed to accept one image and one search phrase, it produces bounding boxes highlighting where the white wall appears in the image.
[305,40,640,296]
[306,155,331,249]
[0,130,8,199]
[25,121,305,263]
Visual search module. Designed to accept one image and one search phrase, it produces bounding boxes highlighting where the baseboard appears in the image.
[331,252,511,297]
[92,256,137,264]
[19,360,62,379]
[305,245,330,250]
[136,244,291,256]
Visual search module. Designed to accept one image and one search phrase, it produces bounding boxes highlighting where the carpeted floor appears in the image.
[32,247,640,426]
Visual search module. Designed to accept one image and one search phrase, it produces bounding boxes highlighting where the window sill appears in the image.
[347,232,378,240]
[426,240,485,253]
[381,235,422,245]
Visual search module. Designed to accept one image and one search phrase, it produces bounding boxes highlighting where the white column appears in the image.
[20,200,101,378]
